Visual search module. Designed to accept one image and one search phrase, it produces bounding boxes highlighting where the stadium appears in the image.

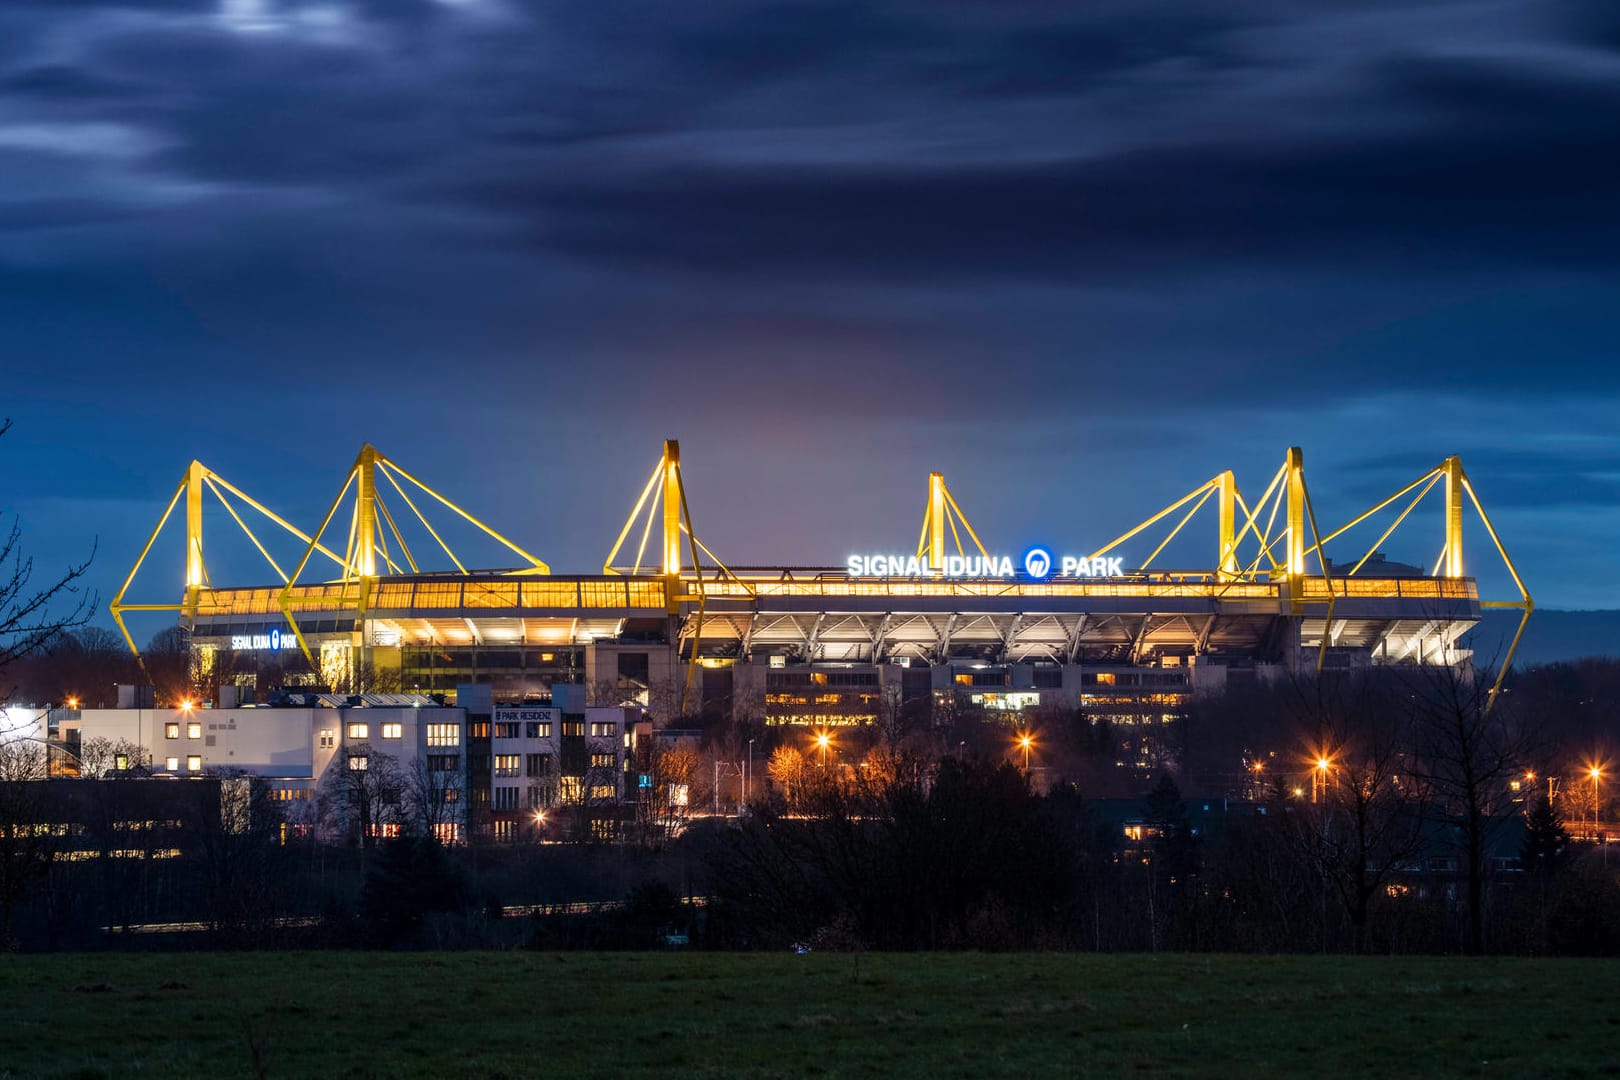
[109,441,1532,728]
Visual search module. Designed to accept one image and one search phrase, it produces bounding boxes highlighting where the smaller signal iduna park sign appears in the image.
[846,547,1125,580]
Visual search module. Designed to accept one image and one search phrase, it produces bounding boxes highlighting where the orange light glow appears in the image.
[1316,757,1331,773]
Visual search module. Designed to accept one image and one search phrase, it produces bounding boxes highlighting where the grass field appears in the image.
[2,952,1618,1078]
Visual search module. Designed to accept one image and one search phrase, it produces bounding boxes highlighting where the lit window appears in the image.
[165,756,179,772]
[494,754,521,777]
[590,721,616,738]
[165,723,180,740]
[492,819,516,840]
[494,722,519,739]
[319,730,335,749]
[380,723,402,739]
[114,754,129,771]
[427,723,460,747]
[590,784,616,801]
[186,755,202,772]
[558,776,582,801]
[187,722,202,739]
[590,752,615,769]
[347,723,369,740]
[348,755,368,771]
[526,722,551,738]
[561,721,584,737]
[467,722,490,739]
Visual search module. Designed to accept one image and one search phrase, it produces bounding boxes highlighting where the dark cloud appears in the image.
[1,0,1618,607]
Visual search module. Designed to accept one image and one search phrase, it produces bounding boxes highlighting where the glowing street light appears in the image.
[1312,754,1333,804]
[814,730,832,767]
[1016,733,1034,771]
[1590,765,1604,842]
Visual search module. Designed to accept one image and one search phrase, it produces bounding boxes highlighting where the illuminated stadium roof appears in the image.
[111,441,1530,700]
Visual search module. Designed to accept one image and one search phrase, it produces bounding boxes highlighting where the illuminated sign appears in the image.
[845,552,1125,579]
[229,628,285,651]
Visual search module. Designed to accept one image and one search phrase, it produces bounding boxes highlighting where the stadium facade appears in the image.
[110,442,1532,729]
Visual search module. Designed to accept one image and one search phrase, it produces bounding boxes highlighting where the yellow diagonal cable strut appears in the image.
[1301,476,1335,675]
[371,502,404,575]
[1139,485,1215,572]
[279,467,358,663]
[1216,477,1293,599]
[631,484,660,576]
[1235,463,1288,571]
[944,502,965,560]
[1086,478,1216,562]
[1460,475,1534,711]
[676,469,707,716]
[375,461,467,575]
[1347,472,1442,577]
[939,488,990,558]
[1461,478,1531,601]
[342,500,360,586]
[604,458,664,573]
[1317,466,1445,548]
[1429,541,1449,579]
[678,523,753,594]
[376,493,419,573]
[379,457,548,572]
[109,476,189,656]
[914,501,931,562]
[203,476,289,584]
[206,472,350,570]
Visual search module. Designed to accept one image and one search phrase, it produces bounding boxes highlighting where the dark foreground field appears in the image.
[3,952,1617,1079]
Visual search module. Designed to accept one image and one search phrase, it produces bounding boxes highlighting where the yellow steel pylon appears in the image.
[278,444,550,665]
[604,440,749,717]
[914,472,990,571]
[110,460,350,662]
[1319,453,1533,708]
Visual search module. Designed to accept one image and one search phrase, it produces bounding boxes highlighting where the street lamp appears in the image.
[1590,765,1604,842]
[814,731,832,767]
[1017,733,1034,771]
[1312,755,1332,804]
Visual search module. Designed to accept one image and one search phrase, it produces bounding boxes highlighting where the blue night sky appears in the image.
[1,0,1618,640]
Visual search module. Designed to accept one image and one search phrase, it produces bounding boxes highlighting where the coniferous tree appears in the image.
[1521,795,1569,878]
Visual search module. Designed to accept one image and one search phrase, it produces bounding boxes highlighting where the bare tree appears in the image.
[76,736,150,779]
[317,743,406,851]
[1287,674,1432,952]
[1400,659,1537,954]
[0,420,97,694]
[404,753,463,841]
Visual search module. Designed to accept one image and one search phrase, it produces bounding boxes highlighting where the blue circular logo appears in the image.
[1023,547,1053,579]
[270,627,281,651]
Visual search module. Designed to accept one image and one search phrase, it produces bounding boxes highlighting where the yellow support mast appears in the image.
[1320,454,1533,709]
[110,460,351,663]
[914,472,989,569]
[279,444,550,668]
[604,440,750,716]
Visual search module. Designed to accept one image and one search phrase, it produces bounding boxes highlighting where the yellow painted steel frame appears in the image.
[602,440,749,715]
[277,444,550,664]
[1320,454,1532,709]
[110,460,350,663]
[915,473,990,570]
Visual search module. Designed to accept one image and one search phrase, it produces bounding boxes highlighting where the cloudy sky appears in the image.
[1,0,1617,634]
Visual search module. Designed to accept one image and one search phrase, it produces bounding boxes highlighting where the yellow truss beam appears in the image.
[278,444,551,665]
[915,473,989,570]
[602,440,755,715]
[109,461,350,662]
[1321,454,1533,709]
